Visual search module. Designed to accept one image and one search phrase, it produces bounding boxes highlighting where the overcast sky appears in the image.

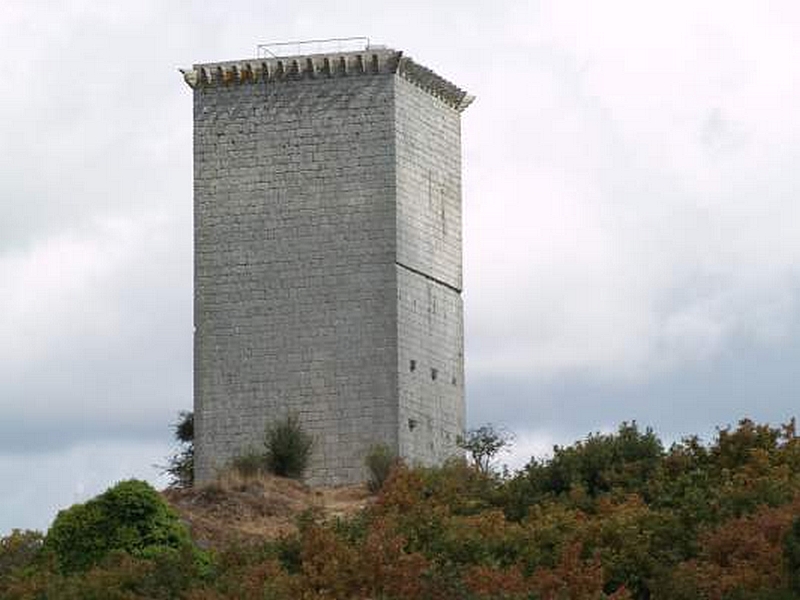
[2,0,799,533]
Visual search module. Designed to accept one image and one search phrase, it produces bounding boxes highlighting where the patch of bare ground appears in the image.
[162,471,372,549]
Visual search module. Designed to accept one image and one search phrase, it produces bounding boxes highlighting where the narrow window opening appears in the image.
[409,359,416,372]
[431,368,438,381]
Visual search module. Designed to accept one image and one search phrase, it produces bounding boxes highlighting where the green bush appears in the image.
[264,415,313,479]
[45,480,193,573]
[365,444,398,493]
[501,421,664,520]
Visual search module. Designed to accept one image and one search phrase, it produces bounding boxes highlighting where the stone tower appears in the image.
[183,43,473,484]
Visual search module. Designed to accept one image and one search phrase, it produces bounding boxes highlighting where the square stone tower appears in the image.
[183,44,473,485]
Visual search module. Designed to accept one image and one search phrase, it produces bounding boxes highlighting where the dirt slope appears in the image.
[163,472,372,549]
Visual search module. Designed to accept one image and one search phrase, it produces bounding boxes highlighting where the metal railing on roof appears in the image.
[257,37,371,59]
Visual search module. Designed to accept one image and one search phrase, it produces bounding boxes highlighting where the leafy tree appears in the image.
[45,480,193,573]
[501,422,663,521]
[665,502,799,599]
[712,419,784,471]
[543,421,663,498]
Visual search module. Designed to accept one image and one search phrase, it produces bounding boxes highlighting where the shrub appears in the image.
[0,530,44,578]
[419,458,498,516]
[264,415,313,479]
[502,421,663,520]
[365,444,398,493]
[45,479,193,573]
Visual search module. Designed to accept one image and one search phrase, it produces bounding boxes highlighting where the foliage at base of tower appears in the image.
[44,479,195,574]
[4,418,800,599]
[264,414,313,479]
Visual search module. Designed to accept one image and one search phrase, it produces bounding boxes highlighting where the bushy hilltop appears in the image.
[3,418,800,599]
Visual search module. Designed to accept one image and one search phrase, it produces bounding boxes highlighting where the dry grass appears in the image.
[162,471,371,548]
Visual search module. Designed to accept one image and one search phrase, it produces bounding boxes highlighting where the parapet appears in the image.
[181,47,474,112]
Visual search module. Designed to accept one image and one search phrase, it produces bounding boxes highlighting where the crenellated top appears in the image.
[181,48,474,112]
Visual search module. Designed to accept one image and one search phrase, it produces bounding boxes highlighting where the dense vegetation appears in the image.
[45,479,197,574]
[3,418,800,599]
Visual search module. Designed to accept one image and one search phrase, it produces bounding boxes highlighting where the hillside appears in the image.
[3,418,800,599]
[163,472,371,548]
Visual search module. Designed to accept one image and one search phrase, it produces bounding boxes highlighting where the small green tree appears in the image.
[265,415,313,479]
[164,410,194,488]
[457,424,514,474]
[45,479,193,573]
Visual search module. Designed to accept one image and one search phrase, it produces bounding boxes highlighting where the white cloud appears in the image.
[463,0,800,382]
[2,221,131,375]
[502,429,559,472]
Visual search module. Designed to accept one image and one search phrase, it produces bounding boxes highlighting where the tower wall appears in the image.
[194,72,399,484]
[395,75,465,464]
[189,49,471,484]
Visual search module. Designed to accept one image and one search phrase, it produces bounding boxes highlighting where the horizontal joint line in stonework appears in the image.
[395,261,461,294]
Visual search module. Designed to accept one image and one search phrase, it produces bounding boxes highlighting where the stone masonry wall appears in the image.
[394,75,465,465]
[194,74,400,485]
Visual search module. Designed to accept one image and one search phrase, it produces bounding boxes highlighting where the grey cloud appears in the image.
[1,215,192,453]
[4,0,800,533]
[0,439,171,534]
[467,320,800,449]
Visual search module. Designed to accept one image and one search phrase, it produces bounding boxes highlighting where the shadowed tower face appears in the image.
[185,45,472,485]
